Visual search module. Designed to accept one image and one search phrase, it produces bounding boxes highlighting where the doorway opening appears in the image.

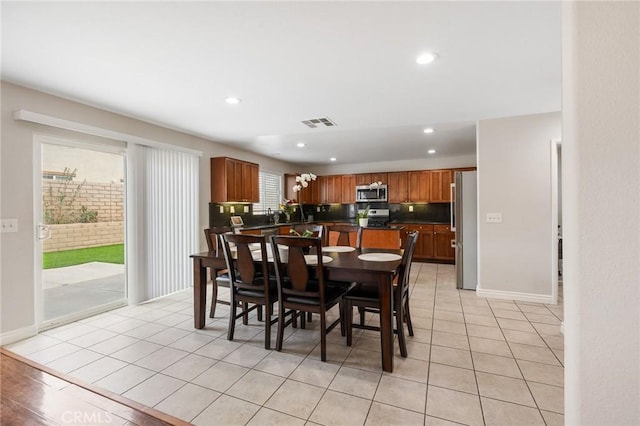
[37,138,127,327]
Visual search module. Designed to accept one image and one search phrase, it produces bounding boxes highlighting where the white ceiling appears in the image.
[1,1,561,166]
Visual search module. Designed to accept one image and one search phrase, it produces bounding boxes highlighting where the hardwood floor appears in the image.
[0,349,190,426]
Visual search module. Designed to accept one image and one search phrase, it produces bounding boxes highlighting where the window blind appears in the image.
[253,171,282,214]
[144,146,199,299]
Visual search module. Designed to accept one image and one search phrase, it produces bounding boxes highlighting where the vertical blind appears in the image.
[144,147,199,299]
[253,171,282,214]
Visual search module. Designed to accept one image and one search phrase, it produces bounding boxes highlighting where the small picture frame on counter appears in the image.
[230,216,244,228]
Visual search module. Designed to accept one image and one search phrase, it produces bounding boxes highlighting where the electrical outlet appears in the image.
[243,205,249,213]
[486,212,502,223]
[219,206,224,214]
[230,206,235,214]
[316,206,321,212]
[1,219,18,233]
[408,205,414,212]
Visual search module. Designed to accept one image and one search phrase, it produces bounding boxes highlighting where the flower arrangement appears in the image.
[369,181,383,189]
[279,199,296,216]
[292,173,317,193]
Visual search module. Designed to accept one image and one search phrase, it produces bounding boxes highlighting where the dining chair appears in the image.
[325,224,362,247]
[204,227,232,318]
[343,230,419,357]
[270,235,347,362]
[220,233,278,349]
[358,227,401,249]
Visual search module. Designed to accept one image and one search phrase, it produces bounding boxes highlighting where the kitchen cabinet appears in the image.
[388,172,409,203]
[430,169,454,202]
[408,171,431,202]
[210,157,259,203]
[319,175,342,203]
[341,175,356,203]
[433,224,455,260]
[356,173,388,186]
[285,173,320,203]
[400,223,454,261]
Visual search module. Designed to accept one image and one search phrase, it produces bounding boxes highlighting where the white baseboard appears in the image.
[476,287,554,304]
[0,324,38,346]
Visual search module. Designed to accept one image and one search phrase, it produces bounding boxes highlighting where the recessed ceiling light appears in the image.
[416,52,438,65]
[428,149,436,155]
[330,157,337,162]
[224,97,241,105]
[423,128,435,134]
[297,142,305,148]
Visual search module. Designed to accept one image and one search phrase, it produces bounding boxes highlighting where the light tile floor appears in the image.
[6,263,564,425]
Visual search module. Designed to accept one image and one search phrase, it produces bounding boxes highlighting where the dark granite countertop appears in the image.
[388,220,450,225]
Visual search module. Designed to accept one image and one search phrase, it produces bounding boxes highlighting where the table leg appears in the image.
[378,272,394,372]
[194,259,207,329]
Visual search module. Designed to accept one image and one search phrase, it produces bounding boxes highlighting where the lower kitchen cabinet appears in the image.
[433,224,455,260]
[401,223,454,262]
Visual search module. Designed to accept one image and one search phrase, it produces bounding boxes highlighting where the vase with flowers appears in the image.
[279,199,295,222]
[292,172,317,223]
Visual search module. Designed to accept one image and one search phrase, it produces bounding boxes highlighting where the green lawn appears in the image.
[43,244,124,269]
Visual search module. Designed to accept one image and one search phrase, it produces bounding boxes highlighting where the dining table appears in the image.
[190,245,403,372]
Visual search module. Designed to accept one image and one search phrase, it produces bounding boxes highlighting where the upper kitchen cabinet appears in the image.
[356,173,388,186]
[388,172,409,203]
[285,173,320,204]
[210,157,259,203]
[319,175,343,204]
[341,175,356,203]
[408,170,431,202]
[430,169,454,202]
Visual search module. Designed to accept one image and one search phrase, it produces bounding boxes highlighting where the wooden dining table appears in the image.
[190,246,403,372]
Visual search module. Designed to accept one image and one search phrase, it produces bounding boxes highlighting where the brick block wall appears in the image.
[43,222,124,252]
[43,180,124,223]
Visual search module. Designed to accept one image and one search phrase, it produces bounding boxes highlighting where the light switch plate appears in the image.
[408,205,414,212]
[230,206,235,214]
[486,213,502,223]
[1,219,18,233]
[243,205,249,213]
[219,206,224,214]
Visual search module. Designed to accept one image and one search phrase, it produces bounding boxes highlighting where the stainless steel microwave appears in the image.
[356,184,388,202]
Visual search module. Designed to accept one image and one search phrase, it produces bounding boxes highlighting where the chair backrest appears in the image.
[204,227,232,255]
[271,235,326,300]
[359,228,401,249]
[397,231,419,296]
[326,224,362,247]
[291,224,324,240]
[220,233,270,293]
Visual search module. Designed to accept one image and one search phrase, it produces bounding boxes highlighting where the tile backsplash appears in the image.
[209,202,450,227]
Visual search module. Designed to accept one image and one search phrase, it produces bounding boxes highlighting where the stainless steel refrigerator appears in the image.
[452,171,478,290]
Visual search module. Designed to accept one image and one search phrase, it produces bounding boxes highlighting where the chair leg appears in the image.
[339,299,345,336]
[396,301,408,358]
[358,307,366,326]
[209,278,218,318]
[276,304,285,352]
[346,301,354,346]
[228,294,237,341]
[307,312,313,322]
[264,303,271,350]
[404,298,414,336]
[320,310,327,362]
[242,302,249,325]
[257,305,263,322]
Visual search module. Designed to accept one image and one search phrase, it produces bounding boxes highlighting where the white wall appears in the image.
[563,2,639,425]
[0,82,297,339]
[476,112,561,302]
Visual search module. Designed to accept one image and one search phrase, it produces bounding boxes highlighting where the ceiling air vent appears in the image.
[301,117,337,128]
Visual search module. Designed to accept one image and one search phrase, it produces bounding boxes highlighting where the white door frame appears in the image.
[33,133,128,330]
[550,138,562,306]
